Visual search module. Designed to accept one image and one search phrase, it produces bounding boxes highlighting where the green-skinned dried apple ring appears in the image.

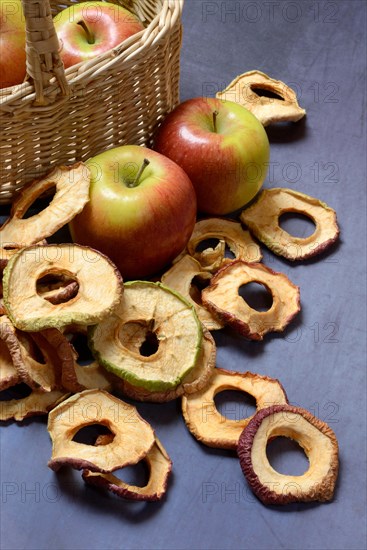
[0,388,69,422]
[240,188,339,260]
[216,70,306,126]
[3,244,123,332]
[0,163,90,247]
[187,218,262,272]
[202,260,300,340]
[182,368,288,450]
[115,328,216,403]
[162,255,223,331]
[47,389,155,473]
[89,281,202,392]
[237,404,339,505]
[82,437,172,501]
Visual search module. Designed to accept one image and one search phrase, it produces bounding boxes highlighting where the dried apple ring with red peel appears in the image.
[187,218,262,272]
[89,281,202,392]
[115,328,216,402]
[0,388,69,422]
[162,255,223,331]
[182,368,288,449]
[217,70,306,126]
[3,244,123,332]
[82,437,172,501]
[0,163,90,247]
[237,404,339,505]
[202,260,300,340]
[47,389,155,473]
[240,188,339,260]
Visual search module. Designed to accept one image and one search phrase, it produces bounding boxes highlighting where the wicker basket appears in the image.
[0,0,183,204]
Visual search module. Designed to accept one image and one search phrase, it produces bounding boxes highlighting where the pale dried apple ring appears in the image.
[202,260,300,340]
[115,328,216,403]
[216,70,306,126]
[240,188,339,260]
[3,244,123,331]
[89,281,202,392]
[162,255,223,331]
[187,218,262,272]
[182,368,288,450]
[0,163,90,247]
[48,389,155,473]
[237,404,339,505]
[0,388,69,422]
[82,437,172,501]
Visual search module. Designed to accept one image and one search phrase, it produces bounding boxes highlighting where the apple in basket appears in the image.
[54,1,145,69]
[69,145,197,280]
[153,97,270,215]
[0,0,26,88]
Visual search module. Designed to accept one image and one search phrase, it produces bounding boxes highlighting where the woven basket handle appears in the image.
[21,0,69,105]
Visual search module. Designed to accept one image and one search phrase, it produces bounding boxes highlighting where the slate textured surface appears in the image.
[0,1,366,549]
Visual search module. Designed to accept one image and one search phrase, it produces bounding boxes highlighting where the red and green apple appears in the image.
[54,1,144,69]
[0,0,26,88]
[69,145,197,280]
[153,97,270,215]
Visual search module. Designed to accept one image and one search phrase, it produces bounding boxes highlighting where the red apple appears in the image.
[153,97,270,215]
[0,0,26,88]
[54,1,144,69]
[69,145,197,280]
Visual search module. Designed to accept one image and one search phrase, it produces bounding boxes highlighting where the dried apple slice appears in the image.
[237,404,339,504]
[202,260,300,340]
[82,437,172,501]
[89,281,202,392]
[162,255,223,331]
[0,387,69,422]
[47,389,155,473]
[115,328,216,402]
[3,244,123,331]
[240,188,339,260]
[216,70,306,126]
[0,163,90,247]
[0,337,19,390]
[187,218,262,272]
[182,368,288,449]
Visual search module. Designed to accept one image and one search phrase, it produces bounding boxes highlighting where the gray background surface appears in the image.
[1,1,366,549]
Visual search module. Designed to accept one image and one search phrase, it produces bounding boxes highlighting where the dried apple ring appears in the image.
[187,218,262,272]
[202,260,300,340]
[237,404,339,505]
[0,387,69,422]
[241,188,339,260]
[47,389,155,473]
[0,336,19,390]
[82,437,172,501]
[89,281,202,392]
[0,163,90,247]
[3,244,123,331]
[182,368,288,449]
[115,328,216,402]
[217,70,306,126]
[162,255,223,331]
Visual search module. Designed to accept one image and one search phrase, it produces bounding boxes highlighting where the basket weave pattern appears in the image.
[0,0,183,203]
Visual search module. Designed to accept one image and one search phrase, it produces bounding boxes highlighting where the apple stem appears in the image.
[129,158,150,188]
[77,20,95,45]
[213,110,219,133]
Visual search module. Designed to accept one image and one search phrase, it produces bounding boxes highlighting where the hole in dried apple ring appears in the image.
[279,211,316,239]
[68,331,95,367]
[72,424,115,446]
[189,275,210,307]
[238,282,273,312]
[250,86,284,101]
[266,437,309,476]
[118,321,160,358]
[109,462,150,488]
[214,389,257,420]
[22,185,57,219]
[36,270,79,304]
[0,382,32,402]
[195,238,221,253]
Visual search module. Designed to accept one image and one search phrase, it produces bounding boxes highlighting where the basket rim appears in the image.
[0,0,184,110]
